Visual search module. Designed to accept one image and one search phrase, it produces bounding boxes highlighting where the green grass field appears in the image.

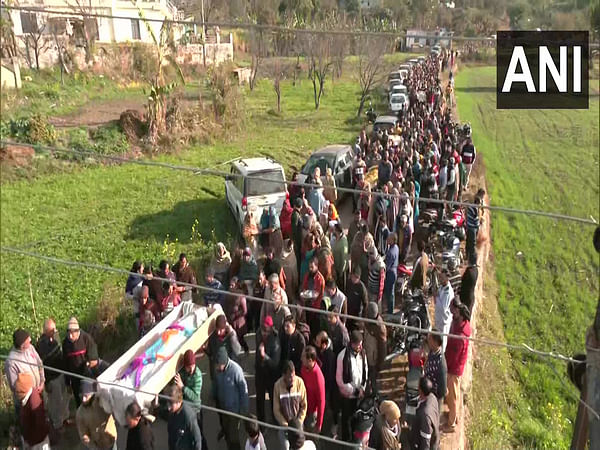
[0,75,361,348]
[455,66,599,449]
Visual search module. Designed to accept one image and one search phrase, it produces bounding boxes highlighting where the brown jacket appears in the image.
[76,396,117,449]
[273,375,307,426]
[363,316,387,369]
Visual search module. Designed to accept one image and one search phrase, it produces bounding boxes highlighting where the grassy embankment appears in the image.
[455,66,599,449]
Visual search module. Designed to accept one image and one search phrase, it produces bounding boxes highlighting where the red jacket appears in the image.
[302,271,325,309]
[445,319,471,376]
[20,389,49,446]
[300,363,326,431]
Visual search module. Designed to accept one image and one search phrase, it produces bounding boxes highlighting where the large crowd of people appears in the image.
[4,48,484,450]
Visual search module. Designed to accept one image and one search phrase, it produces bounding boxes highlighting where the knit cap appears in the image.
[67,317,80,331]
[366,302,379,320]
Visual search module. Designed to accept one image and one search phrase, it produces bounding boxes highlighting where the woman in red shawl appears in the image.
[279,197,293,239]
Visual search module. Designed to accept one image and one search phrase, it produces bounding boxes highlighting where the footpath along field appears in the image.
[455,65,599,449]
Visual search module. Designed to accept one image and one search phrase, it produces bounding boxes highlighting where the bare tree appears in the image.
[330,33,348,79]
[303,32,332,110]
[69,0,98,63]
[20,16,51,70]
[269,59,292,113]
[355,35,391,117]
[249,28,267,91]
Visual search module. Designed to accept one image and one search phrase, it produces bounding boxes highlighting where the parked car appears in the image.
[431,45,441,56]
[398,69,409,80]
[417,55,427,63]
[389,84,408,100]
[388,70,402,81]
[225,157,287,230]
[389,78,403,91]
[297,145,354,195]
[373,115,400,137]
[389,93,409,113]
[408,58,420,66]
[398,64,412,72]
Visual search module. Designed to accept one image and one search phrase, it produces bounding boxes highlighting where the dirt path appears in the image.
[48,98,146,129]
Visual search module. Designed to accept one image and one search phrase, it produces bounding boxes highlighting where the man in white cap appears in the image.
[62,317,98,407]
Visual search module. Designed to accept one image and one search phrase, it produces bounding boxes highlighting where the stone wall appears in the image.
[175,35,234,66]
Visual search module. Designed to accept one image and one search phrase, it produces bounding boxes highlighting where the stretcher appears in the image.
[97,302,223,425]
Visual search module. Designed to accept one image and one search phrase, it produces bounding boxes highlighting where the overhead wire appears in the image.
[0,353,373,449]
[0,245,590,366]
[2,140,597,226]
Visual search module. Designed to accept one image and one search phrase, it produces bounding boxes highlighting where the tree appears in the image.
[303,32,333,110]
[355,35,390,117]
[249,28,267,91]
[69,0,98,63]
[135,4,185,144]
[20,15,51,70]
[269,59,292,113]
[0,6,18,59]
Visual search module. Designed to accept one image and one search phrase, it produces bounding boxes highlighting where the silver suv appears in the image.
[225,157,287,230]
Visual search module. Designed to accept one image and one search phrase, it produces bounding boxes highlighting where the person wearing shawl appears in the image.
[224,277,249,353]
[327,202,339,223]
[323,167,337,204]
[242,211,259,252]
[238,248,259,285]
[210,242,232,284]
[308,183,326,222]
[279,198,294,239]
[369,400,402,450]
[126,261,144,299]
[260,206,283,256]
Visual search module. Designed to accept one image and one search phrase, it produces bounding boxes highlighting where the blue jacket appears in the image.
[308,188,325,216]
[213,359,249,414]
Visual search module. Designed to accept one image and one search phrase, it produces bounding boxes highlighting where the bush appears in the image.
[131,42,157,82]
[90,123,129,155]
[1,114,57,145]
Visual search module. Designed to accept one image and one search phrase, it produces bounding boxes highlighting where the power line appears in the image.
[3,140,597,226]
[0,245,589,366]
[2,4,492,41]
[0,353,372,449]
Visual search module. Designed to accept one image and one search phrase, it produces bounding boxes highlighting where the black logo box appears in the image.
[496,31,589,109]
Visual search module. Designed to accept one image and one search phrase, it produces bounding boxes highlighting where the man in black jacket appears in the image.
[280,315,306,375]
[166,385,202,450]
[424,331,447,415]
[460,255,478,311]
[255,315,282,424]
[37,318,70,430]
[125,402,155,450]
[62,317,98,407]
[345,266,369,332]
[411,377,440,450]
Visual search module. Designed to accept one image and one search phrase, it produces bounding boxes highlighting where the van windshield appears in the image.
[245,170,286,196]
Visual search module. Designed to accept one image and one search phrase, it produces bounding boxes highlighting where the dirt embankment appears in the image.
[438,62,493,450]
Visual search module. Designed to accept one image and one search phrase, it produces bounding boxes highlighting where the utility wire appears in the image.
[0,245,589,366]
[2,140,597,226]
[0,354,372,449]
[1,4,492,41]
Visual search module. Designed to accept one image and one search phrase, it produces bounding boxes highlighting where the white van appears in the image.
[225,158,287,230]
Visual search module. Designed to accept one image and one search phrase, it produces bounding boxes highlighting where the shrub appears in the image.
[1,114,56,145]
[90,123,129,155]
